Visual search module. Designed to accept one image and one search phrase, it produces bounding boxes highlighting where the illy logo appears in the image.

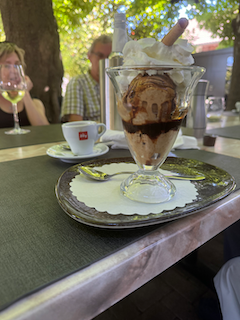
[79,131,88,140]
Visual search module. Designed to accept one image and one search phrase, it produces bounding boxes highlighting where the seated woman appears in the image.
[0,42,49,128]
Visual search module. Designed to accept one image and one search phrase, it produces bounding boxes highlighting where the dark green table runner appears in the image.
[0,124,64,150]
[1,149,240,311]
[206,125,240,140]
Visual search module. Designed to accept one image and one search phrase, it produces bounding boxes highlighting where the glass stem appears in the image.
[12,103,20,131]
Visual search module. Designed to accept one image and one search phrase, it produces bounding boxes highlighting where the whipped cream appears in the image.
[114,38,195,93]
[122,38,194,66]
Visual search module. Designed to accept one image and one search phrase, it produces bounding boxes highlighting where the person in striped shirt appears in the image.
[61,35,112,122]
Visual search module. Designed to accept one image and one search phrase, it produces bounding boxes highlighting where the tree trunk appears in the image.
[0,0,64,123]
[227,8,240,110]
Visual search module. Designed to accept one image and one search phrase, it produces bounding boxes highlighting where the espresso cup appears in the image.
[62,121,106,155]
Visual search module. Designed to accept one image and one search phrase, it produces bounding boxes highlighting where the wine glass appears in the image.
[0,64,30,134]
[106,65,205,203]
[206,96,225,122]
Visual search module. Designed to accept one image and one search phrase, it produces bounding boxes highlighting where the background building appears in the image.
[193,47,233,99]
[186,19,233,100]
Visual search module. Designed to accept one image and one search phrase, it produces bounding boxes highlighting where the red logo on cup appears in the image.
[79,131,88,140]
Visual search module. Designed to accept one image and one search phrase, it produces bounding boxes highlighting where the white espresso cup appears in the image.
[62,121,106,155]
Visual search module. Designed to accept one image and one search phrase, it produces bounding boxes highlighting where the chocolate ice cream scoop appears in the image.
[117,72,187,167]
[119,73,177,125]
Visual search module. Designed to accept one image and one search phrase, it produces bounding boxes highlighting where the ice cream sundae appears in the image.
[106,18,205,203]
[116,18,195,167]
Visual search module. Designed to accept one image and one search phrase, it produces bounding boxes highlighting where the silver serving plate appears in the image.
[55,157,236,229]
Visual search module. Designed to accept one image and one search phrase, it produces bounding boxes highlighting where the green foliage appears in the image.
[186,0,239,46]
[53,0,182,79]
[53,0,97,34]
[1,0,237,79]
[127,1,180,39]
[52,0,240,78]
[55,0,116,78]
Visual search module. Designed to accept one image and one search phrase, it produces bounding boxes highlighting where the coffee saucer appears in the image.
[46,143,109,163]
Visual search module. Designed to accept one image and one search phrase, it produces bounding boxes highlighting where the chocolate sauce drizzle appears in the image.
[122,119,182,140]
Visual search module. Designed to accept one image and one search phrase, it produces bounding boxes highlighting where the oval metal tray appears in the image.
[55,157,236,229]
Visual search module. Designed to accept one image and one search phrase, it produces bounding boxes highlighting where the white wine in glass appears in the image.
[0,64,30,134]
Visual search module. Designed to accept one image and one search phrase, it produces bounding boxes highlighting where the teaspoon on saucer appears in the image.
[78,166,205,181]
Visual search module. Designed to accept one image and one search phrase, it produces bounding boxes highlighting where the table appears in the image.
[183,112,240,159]
[0,124,64,150]
[1,122,240,320]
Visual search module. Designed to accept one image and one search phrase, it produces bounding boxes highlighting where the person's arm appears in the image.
[22,76,49,126]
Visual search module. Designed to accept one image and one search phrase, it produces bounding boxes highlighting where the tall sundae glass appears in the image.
[106,19,205,204]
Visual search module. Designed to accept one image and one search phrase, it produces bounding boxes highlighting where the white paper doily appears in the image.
[70,163,198,216]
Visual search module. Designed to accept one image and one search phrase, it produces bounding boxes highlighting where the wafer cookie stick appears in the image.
[162,18,189,46]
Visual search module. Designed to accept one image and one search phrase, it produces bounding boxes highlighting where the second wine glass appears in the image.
[0,64,30,134]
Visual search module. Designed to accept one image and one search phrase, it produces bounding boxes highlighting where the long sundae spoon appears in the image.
[78,166,205,181]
